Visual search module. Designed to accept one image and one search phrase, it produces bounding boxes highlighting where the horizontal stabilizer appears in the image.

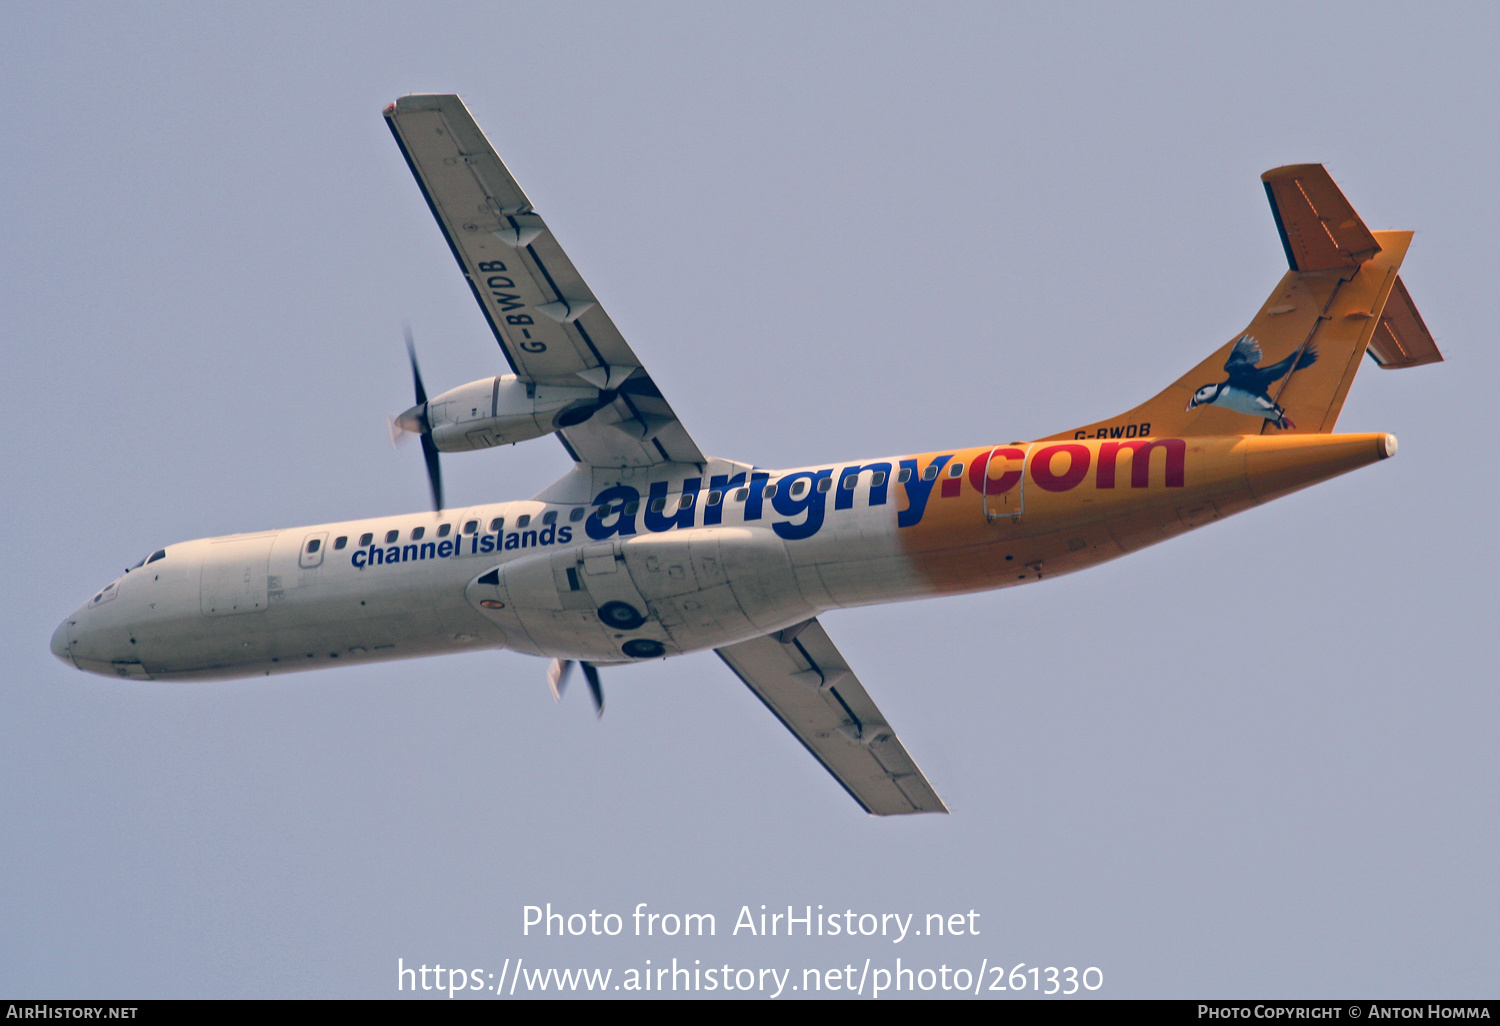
[1367,275,1443,369]
[1263,164,1381,271]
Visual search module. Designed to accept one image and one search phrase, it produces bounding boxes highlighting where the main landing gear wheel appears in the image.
[622,639,665,659]
[596,601,646,630]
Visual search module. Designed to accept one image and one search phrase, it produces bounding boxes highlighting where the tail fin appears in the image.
[1048,164,1442,442]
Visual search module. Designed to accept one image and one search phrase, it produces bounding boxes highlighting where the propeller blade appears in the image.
[581,661,604,718]
[401,327,444,512]
[547,659,573,701]
[420,430,444,513]
[404,325,428,405]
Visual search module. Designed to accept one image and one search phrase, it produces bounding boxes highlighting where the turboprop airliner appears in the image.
[50,95,1444,815]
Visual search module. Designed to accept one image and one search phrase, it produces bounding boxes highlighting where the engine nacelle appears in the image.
[415,375,601,452]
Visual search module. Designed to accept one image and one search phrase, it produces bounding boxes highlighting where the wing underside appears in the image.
[384,94,704,468]
[717,620,947,816]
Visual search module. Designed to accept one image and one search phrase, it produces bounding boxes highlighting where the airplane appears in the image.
[50,94,1444,816]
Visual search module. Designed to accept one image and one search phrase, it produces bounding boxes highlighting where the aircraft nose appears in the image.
[51,618,75,667]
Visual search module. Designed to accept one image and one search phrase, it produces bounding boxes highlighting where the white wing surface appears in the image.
[384,94,706,469]
[717,620,947,816]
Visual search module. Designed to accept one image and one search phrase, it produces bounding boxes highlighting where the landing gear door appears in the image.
[578,542,651,621]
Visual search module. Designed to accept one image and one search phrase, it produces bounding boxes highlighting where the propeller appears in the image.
[547,658,604,717]
[393,327,444,513]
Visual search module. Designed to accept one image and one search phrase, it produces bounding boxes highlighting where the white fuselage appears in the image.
[52,458,929,681]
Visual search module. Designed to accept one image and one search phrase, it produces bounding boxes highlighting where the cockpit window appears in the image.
[147,549,166,564]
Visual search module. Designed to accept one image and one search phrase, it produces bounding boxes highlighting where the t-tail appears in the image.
[1050,164,1442,443]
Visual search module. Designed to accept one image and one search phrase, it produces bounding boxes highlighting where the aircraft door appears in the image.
[977,444,1032,520]
[298,532,328,568]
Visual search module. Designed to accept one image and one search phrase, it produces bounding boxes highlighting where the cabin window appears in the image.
[306,539,321,554]
[790,480,808,498]
[625,501,640,516]
[333,536,347,550]
[842,476,857,490]
[707,490,723,506]
[817,478,832,493]
[517,514,531,528]
[948,462,964,477]
[463,521,478,535]
[734,488,748,502]
[897,468,912,484]
[490,518,504,532]
[679,493,694,509]
[871,470,887,487]
[650,497,666,512]
[437,523,451,537]
[359,533,373,547]
[763,484,778,499]
[569,507,585,522]
[384,530,399,544]
[411,526,425,541]
[922,465,939,481]
[542,511,557,525]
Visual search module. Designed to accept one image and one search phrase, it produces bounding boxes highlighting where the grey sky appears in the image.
[3,1,1495,998]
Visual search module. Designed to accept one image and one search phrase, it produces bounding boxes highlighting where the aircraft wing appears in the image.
[384,94,706,469]
[716,620,947,816]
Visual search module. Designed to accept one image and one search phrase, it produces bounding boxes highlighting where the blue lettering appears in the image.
[644,478,699,532]
[705,472,745,526]
[479,534,496,553]
[503,533,520,550]
[538,524,556,546]
[557,526,573,544]
[492,292,525,312]
[585,485,640,540]
[436,540,453,558]
[897,455,951,528]
[771,470,831,541]
[521,530,538,547]
[420,542,437,560]
[742,471,772,521]
[835,462,892,510]
[386,546,402,563]
[351,550,367,569]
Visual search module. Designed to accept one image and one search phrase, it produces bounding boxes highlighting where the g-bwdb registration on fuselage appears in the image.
[51,95,1445,815]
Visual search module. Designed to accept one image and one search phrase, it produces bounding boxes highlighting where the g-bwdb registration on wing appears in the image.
[385,94,703,469]
[385,94,945,815]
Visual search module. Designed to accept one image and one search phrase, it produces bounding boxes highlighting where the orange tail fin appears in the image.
[1048,165,1441,443]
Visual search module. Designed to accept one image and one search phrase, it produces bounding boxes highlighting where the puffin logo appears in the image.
[1187,335,1318,429]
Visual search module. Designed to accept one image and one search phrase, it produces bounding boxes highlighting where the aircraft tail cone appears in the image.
[1242,432,1393,505]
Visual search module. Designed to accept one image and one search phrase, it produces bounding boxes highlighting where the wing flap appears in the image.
[716,620,946,816]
